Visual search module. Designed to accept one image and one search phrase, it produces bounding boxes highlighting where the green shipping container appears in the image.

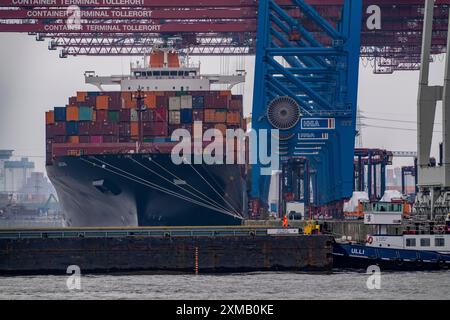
[78,106,93,121]
[108,111,119,123]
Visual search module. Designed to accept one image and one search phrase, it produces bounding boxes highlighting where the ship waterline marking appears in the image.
[170,121,279,176]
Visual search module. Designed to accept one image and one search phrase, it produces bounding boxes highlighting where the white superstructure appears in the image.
[84,48,245,92]
[363,201,450,253]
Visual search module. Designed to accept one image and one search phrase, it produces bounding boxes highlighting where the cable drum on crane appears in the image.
[266,96,301,130]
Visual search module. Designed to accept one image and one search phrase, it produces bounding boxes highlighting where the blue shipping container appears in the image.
[66,121,79,135]
[87,92,100,97]
[181,109,193,124]
[54,107,66,121]
[192,96,204,108]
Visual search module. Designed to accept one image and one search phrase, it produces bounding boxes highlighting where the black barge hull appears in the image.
[0,227,333,275]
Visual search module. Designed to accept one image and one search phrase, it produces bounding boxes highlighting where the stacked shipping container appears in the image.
[46,90,244,164]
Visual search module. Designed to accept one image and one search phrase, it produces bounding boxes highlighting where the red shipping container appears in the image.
[205,94,229,109]
[156,95,168,108]
[52,122,67,136]
[168,124,181,135]
[89,122,118,135]
[143,122,168,136]
[90,135,103,143]
[142,109,154,122]
[54,136,66,143]
[154,107,167,122]
[229,99,243,111]
[193,109,204,121]
[84,96,97,107]
[119,122,131,137]
[102,136,117,143]
[180,124,192,133]
[78,121,91,135]
[203,124,215,132]
[119,137,131,143]
[69,96,77,105]
[79,136,90,143]
[46,124,54,138]
[107,92,122,108]
[119,109,131,122]
[96,110,108,122]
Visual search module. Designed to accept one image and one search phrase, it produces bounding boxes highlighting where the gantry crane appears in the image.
[0,0,449,218]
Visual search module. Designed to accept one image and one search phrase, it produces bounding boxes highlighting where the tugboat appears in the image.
[333,201,450,270]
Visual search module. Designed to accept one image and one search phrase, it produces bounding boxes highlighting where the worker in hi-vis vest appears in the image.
[282,214,288,228]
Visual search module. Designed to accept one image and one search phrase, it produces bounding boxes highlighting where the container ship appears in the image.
[45,49,247,227]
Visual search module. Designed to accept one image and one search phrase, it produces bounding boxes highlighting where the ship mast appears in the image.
[132,86,146,153]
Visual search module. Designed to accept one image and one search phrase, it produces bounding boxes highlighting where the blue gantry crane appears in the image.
[249,0,362,218]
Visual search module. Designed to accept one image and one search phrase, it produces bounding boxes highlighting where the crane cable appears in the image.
[144,156,239,215]
[129,157,234,214]
[82,157,242,219]
[187,162,242,217]
[92,156,238,217]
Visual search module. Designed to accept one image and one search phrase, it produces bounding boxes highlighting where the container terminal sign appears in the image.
[298,132,329,140]
[9,0,146,5]
[300,118,335,130]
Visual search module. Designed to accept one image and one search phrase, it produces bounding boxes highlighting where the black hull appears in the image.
[46,154,246,227]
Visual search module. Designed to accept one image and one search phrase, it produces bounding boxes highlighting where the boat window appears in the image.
[146,72,152,77]
[161,71,170,76]
[405,238,416,247]
[189,71,196,76]
[170,71,178,76]
[420,238,430,247]
[178,71,184,76]
[435,238,445,247]
[184,71,190,76]
[134,72,142,77]
[153,71,161,76]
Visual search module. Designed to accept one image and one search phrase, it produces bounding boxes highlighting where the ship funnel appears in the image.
[149,49,180,68]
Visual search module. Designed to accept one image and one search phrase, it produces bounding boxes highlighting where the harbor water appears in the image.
[1,271,449,300]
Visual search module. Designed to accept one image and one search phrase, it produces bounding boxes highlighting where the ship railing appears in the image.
[0,227,303,240]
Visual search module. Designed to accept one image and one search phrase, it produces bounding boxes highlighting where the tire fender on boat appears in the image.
[367,236,373,244]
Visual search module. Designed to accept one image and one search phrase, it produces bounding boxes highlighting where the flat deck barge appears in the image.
[0,226,333,275]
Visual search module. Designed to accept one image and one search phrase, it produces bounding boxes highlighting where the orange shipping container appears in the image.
[214,110,227,123]
[96,95,109,110]
[66,106,79,121]
[131,122,139,136]
[144,93,156,108]
[45,111,55,124]
[204,109,216,123]
[69,136,79,144]
[226,111,240,124]
[214,124,227,135]
[121,92,136,109]
[76,91,87,102]
[219,90,232,97]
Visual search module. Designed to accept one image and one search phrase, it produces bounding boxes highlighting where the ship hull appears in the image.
[46,154,246,227]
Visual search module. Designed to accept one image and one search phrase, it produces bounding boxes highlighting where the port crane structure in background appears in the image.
[0,0,449,218]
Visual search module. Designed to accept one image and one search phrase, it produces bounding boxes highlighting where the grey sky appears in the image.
[0,33,445,173]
